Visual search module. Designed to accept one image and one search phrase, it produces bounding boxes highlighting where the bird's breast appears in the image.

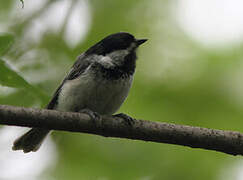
[57,70,133,115]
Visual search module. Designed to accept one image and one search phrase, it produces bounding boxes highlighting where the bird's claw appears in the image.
[79,109,101,121]
[114,113,135,126]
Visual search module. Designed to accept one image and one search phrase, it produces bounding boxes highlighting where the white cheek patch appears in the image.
[98,56,115,68]
[128,42,137,51]
[97,43,136,68]
[107,49,130,65]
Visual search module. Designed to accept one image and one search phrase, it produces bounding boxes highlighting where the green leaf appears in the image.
[0,34,14,57]
[0,58,49,105]
[0,58,30,88]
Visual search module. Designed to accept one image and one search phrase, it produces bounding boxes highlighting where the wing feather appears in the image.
[46,53,92,109]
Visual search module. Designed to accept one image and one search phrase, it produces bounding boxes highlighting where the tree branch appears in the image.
[0,105,243,156]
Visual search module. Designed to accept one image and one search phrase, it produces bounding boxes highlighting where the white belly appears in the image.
[56,71,133,115]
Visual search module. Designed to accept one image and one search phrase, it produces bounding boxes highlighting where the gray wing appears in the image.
[46,53,93,109]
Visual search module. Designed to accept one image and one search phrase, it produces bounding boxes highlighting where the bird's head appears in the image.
[86,32,147,56]
[85,32,147,68]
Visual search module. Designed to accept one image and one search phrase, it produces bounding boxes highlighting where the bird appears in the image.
[12,32,147,153]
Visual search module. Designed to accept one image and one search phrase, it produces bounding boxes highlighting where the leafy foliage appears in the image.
[0,58,29,88]
[0,34,48,106]
[0,34,14,57]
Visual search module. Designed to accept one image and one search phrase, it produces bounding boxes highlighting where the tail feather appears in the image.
[12,128,49,153]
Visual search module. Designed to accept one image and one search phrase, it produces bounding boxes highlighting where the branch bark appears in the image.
[0,105,243,156]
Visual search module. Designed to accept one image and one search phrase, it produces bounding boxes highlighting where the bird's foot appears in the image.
[114,113,135,126]
[79,109,101,121]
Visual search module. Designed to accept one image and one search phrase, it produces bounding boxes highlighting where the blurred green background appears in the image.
[1,0,243,179]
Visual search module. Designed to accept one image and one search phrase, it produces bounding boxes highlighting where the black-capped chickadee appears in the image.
[12,32,147,153]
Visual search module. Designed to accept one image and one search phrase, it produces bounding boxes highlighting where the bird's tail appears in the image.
[12,128,50,153]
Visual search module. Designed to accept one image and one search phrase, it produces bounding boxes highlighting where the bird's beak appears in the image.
[135,39,148,46]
